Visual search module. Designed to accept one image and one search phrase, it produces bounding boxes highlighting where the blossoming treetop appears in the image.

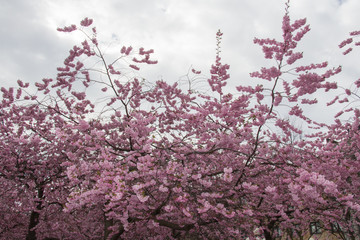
[1,2,360,240]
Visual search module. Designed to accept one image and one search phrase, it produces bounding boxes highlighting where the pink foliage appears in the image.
[1,9,360,240]
[80,17,93,27]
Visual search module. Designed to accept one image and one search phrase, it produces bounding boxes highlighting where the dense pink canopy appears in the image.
[1,1,360,239]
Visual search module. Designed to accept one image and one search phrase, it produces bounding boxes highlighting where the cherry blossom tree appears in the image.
[1,2,360,240]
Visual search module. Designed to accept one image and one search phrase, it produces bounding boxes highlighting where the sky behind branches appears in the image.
[1,0,360,124]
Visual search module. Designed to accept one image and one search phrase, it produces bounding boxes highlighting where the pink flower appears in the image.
[197,201,211,214]
[286,52,303,65]
[91,38,98,46]
[129,64,140,71]
[111,192,123,201]
[139,47,154,55]
[291,18,307,30]
[192,68,201,74]
[159,185,168,192]
[132,185,143,192]
[108,64,121,75]
[265,186,276,193]
[343,48,353,55]
[136,193,149,203]
[350,30,360,36]
[182,207,192,217]
[244,209,253,216]
[164,205,174,212]
[224,211,235,218]
[80,17,93,27]
[175,195,187,203]
[339,38,353,48]
[256,93,264,101]
[199,179,212,187]
[71,91,86,100]
[289,105,303,117]
[75,61,84,70]
[250,67,281,81]
[192,173,201,180]
[274,94,282,106]
[125,46,133,55]
[301,98,318,104]
[242,182,258,191]
[57,24,77,32]
[224,173,233,182]
[78,120,90,131]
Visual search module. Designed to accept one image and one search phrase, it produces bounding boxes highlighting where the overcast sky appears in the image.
[1,0,360,124]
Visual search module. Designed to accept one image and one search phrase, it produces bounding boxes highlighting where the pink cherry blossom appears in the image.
[2,4,360,239]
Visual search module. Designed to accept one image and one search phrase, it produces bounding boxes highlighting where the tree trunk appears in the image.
[104,215,124,240]
[263,230,273,240]
[263,220,276,240]
[26,186,44,240]
[104,215,113,240]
